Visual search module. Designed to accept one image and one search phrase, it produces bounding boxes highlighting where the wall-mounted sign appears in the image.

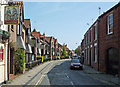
[4,6,20,25]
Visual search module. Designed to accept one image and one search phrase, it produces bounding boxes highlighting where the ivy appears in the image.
[15,48,25,74]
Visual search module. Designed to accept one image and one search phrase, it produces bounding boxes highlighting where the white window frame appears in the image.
[17,25,19,35]
[94,46,97,63]
[91,28,92,42]
[95,23,98,40]
[107,13,113,35]
[91,48,93,64]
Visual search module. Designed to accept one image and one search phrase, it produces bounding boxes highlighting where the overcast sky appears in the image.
[24,2,117,50]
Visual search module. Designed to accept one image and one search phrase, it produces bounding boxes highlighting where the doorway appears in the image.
[107,48,119,75]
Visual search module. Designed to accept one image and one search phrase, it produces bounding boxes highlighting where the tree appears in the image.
[75,45,81,56]
[62,44,68,58]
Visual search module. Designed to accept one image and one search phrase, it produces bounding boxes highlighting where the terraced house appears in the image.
[81,2,120,76]
[8,1,26,80]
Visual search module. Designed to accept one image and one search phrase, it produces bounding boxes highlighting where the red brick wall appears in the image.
[84,22,99,70]
[99,6,120,74]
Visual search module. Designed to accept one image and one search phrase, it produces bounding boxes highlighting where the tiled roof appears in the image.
[31,29,40,39]
[45,37,51,43]
[24,19,31,29]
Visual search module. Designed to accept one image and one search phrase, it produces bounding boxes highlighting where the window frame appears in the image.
[107,13,113,35]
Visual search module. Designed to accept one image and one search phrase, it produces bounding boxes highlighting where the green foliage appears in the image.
[75,45,81,56]
[62,44,68,58]
[15,48,25,73]
[25,68,29,71]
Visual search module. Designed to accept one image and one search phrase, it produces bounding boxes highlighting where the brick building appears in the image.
[98,3,120,75]
[83,20,99,70]
[81,2,120,76]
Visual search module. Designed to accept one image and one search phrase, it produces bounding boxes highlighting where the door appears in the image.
[89,48,91,66]
[107,48,119,75]
[10,48,14,74]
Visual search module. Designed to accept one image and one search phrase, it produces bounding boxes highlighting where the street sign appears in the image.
[4,6,20,25]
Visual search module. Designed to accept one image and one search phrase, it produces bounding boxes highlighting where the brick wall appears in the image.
[99,5,120,75]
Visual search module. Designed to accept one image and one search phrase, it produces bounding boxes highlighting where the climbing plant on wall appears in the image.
[15,48,25,74]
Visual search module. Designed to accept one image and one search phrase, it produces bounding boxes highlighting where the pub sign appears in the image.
[4,6,20,25]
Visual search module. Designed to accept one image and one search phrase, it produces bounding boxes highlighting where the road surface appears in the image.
[4,59,118,87]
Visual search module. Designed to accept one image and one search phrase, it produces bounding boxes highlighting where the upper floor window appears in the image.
[107,14,113,34]
[88,32,90,44]
[91,28,92,42]
[95,23,98,40]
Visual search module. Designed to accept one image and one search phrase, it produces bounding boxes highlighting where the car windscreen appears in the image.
[72,56,79,59]
[71,59,80,63]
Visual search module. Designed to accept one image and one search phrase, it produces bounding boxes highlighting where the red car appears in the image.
[70,59,83,70]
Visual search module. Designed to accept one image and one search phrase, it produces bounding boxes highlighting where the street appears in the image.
[4,59,118,86]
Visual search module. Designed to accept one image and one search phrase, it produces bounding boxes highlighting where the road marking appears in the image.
[34,63,54,86]
[34,75,44,87]
[65,73,69,79]
[71,81,74,85]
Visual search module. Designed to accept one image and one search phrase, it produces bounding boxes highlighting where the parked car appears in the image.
[71,56,80,59]
[70,59,83,70]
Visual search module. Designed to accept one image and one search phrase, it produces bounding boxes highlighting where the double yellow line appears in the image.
[34,63,53,87]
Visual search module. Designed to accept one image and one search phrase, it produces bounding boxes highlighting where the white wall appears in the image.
[0,0,9,84]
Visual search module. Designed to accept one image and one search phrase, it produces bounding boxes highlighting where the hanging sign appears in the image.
[4,6,20,25]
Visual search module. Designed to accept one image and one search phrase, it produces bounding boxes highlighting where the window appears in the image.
[26,54,28,63]
[107,14,113,34]
[32,55,34,61]
[17,25,19,35]
[88,32,90,44]
[91,29,92,42]
[94,46,97,63]
[95,23,97,40]
[91,48,92,63]
[28,29,30,35]
[22,32,24,41]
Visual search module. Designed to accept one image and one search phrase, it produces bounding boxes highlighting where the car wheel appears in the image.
[79,67,83,70]
[70,67,73,70]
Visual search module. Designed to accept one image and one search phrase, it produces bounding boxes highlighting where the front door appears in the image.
[107,48,119,75]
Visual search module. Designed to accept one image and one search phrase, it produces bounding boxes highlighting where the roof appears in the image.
[99,2,120,18]
[45,37,51,43]
[84,2,120,37]
[31,29,40,39]
[24,19,31,29]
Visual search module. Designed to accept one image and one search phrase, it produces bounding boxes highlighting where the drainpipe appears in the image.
[97,19,100,71]
[7,25,10,80]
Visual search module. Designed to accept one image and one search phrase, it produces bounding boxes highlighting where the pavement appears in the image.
[1,59,120,86]
[83,65,120,85]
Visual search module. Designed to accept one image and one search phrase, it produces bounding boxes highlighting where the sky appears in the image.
[24,2,118,50]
